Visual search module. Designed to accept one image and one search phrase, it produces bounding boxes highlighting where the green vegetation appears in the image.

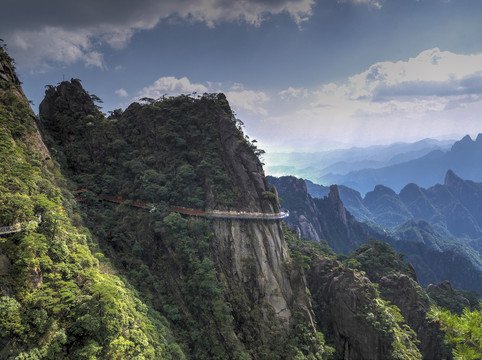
[36,78,329,359]
[357,296,422,360]
[283,228,421,359]
[0,45,182,359]
[282,222,335,270]
[345,239,417,284]
[428,303,482,360]
[5,41,473,358]
[38,84,249,211]
[427,284,480,314]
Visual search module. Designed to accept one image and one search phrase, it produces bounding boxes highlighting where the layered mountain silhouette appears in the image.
[266,138,452,181]
[320,134,482,194]
[327,170,482,241]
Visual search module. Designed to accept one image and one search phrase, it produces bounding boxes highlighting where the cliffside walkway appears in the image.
[0,223,21,235]
[76,190,289,220]
[169,206,289,220]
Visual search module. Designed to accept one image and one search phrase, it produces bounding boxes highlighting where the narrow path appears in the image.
[0,224,21,235]
[169,206,289,220]
[77,190,289,220]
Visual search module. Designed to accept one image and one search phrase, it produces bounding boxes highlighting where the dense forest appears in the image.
[0,44,183,359]
[1,44,480,359]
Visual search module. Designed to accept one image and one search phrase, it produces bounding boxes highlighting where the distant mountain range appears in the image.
[304,170,482,280]
[309,170,482,242]
[321,134,482,194]
[266,134,482,196]
[269,175,482,292]
[265,138,453,186]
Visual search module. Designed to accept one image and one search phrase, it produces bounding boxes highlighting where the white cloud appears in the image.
[3,0,315,69]
[175,0,315,28]
[279,87,308,99]
[115,88,128,97]
[247,48,482,152]
[338,0,382,9]
[138,76,209,99]
[311,48,482,111]
[10,27,106,70]
[137,76,270,115]
[225,90,270,115]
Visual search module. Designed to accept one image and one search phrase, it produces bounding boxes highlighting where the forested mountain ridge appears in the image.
[2,43,476,359]
[36,76,429,357]
[36,77,338,359]
[0,43,183,359]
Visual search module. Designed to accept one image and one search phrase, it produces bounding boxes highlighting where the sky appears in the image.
[2,0,482,153]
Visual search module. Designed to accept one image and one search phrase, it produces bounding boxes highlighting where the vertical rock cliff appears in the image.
[269,176,377,254]
[37,81,321,358]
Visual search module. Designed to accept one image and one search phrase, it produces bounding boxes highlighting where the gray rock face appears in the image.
[308,258,393,360]
[213,117,314,330]
[379,274,446,359]
[269,176,376,254]
[212,220,312,325]
[298,214,320,241]
[217,111,278,214]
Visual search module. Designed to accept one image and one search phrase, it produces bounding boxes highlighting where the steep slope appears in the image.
[309,171,482,271]
[343,240,449,359]
[0,44,182,359]
[38,81,329,359]
[285,233,427,360]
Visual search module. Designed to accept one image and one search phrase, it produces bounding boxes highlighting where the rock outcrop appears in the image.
[378,274,447,359]
[307,257,422,359]
[268,176,378,254]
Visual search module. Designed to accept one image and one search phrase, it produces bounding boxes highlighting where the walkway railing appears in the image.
[75,189,289,221]
[0,223,21,235]
[169,206,289,220]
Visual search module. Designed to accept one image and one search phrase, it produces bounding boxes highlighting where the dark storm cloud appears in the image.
[0,0,315,68]
[0,0,315,33]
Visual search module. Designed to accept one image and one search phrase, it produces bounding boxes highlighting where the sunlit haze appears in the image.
[2,0,482,153]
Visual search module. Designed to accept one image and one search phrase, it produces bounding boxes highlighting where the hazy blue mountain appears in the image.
[269,175,482,292]
[265,138,453,181]
[322,134,482,195]
[331,170,482,240]
[307,170,482,274]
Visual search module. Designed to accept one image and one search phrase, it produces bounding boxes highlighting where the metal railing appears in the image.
[0,223,21,235]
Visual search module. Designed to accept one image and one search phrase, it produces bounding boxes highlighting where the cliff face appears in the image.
[268,176,323,241]
[274,175,482,292]
[307,257,422,360]
[269,176,377,254]
[207,104,306,324]
[37,82,318,358]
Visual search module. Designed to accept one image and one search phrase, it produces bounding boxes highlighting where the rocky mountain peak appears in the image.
[451,134,474,153]
[444,169,463,188]
[0,47,27,101]
[399,182,422,203]
[475,133,482,143]
[328,184,347,225]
